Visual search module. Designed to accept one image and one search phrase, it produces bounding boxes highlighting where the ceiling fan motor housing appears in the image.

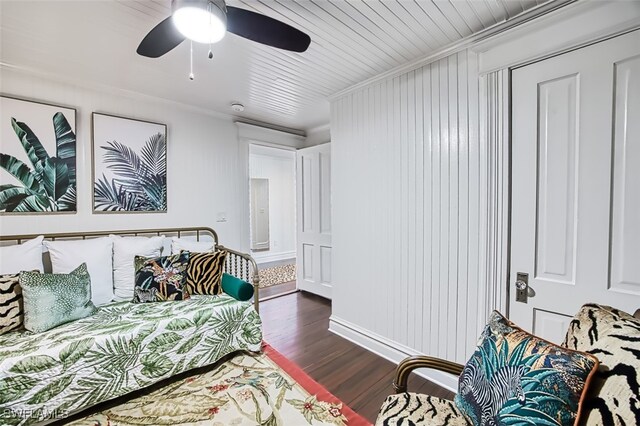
[171,0,228,44]
[172,0,227,15]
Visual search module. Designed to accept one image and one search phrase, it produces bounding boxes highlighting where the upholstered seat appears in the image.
[563,304,640,425]
[376,393,470,426]
[375,307,636,426]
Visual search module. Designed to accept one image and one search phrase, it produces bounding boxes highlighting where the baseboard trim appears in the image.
[328,316,459,393]
[254,251,296,264]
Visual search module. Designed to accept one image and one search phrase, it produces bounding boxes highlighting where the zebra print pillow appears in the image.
[563,304,640,425]
[185,250,227,295]
[0,273,23,335]
[455,311,599,426]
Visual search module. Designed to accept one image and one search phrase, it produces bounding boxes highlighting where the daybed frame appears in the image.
[0,226,261,312]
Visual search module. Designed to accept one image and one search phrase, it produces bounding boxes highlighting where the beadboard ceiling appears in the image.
[0,0,550,132]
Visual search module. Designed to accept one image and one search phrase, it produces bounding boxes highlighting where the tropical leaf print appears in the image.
[93,133,167,212]
[455,311,597,426]
[0,294,262,426]
[0,113,76,212]
[134,253,190,302]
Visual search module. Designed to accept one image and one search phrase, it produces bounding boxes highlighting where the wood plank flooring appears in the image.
[260,291,455,423]
[259,280,297,299]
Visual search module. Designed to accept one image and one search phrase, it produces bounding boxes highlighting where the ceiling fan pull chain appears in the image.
[208,2,214,59]
[189,40,194,81]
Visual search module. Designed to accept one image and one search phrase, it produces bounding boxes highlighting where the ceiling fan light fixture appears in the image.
[172,0,227,44]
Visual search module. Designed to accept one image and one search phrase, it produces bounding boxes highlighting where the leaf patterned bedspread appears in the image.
[0,295,263,426]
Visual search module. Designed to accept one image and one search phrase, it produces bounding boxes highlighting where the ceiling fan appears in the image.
[137,0,311,58]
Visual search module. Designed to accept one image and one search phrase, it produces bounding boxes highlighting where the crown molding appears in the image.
[0,61,238,121]
[328,0,576,101]
[234,119,306,137]
[236,121,306,150]
[307,122,330,134]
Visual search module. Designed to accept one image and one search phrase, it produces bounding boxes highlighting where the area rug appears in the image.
[258,264,296,288]
[66,343,371,426]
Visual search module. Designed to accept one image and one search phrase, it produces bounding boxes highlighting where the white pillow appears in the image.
[0,236,44,274]
[171,237,215,254]
[111,235,164,300]
[43,237,114,306]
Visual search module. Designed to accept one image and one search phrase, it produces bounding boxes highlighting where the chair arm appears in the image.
[393,355,464,393]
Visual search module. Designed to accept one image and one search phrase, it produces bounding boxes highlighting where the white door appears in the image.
[296,143,332,299]
[510,30,640,343]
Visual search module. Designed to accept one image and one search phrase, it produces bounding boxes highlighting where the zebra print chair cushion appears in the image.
[185,250,228,295]
[455,311,599,426]
[376,393,469,426]
[0,273,23,335]
[563,304,640,425]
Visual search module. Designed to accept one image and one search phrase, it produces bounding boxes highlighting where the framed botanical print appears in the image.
[0,95,77,214]
[92,113,167,213]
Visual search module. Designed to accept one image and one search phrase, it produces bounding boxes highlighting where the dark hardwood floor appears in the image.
[259,280,297,299]
[260,291,455,423]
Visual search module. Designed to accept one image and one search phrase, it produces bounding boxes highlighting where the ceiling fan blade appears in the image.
[137,16,185,58]
[226,6,311,53]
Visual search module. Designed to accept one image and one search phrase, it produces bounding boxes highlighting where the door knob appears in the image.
[515,272,529,303]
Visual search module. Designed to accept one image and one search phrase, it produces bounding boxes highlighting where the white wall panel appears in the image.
[610,56,640,294]
[535,75,578,284]
[330,50,486,366]
[303,244,313,280]
[533,309,572,345]
[320,246,332,284]
[319,151,331,235]
[301,157,313,232]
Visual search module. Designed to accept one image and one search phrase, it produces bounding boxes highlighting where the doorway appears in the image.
[248,144,297,299]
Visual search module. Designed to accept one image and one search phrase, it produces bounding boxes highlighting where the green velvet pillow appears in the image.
[454,311,599,426]
[221,273,254,301]
[20,263,97,333]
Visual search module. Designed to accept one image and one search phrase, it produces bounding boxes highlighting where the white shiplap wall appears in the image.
[329,50,489,382]
[328,0,640,392]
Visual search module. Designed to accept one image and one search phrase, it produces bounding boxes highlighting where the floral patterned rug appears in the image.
[65,343,371,426]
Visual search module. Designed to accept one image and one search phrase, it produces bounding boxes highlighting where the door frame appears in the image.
[471,1,640,325]
[237,123,305,255]
[247,142,298,265]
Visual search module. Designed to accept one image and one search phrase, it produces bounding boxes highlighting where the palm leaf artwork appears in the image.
[94,133,167,212]
[0,113,76,212]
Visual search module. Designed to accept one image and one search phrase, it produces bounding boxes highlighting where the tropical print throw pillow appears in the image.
[133,253,190,303]
[454,311,598,426]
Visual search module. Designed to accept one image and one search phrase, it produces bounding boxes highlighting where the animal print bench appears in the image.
[563,304,640,425]
[376,304,640,426]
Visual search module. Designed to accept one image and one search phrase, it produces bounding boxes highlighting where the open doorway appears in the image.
[249,144,297,299]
